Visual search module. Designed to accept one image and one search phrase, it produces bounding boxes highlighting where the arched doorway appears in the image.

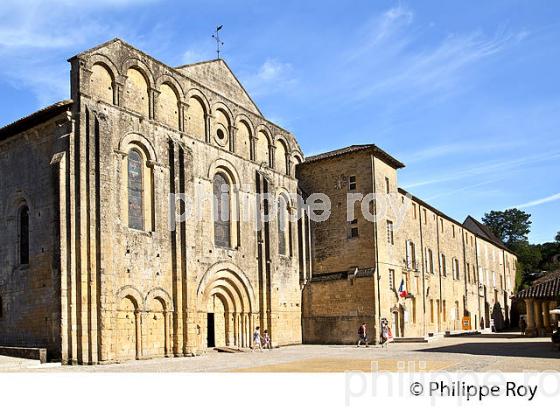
[116,296,139,361]
[197,265,256,350]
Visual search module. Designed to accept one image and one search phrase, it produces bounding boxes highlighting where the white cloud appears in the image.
[0,0,160,109]
[241,58,297,97]
[403,151,560,189]
[400,140,527,164]
[512,193,560,209]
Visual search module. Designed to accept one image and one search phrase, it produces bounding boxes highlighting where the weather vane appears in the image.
[212,25,224,59]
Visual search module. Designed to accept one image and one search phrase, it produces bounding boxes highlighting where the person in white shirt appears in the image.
[252,326,262,351]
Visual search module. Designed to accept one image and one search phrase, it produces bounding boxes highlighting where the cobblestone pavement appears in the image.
[2,332,558,372]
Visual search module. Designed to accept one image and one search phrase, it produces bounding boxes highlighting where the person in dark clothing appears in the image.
[356,323,368,347]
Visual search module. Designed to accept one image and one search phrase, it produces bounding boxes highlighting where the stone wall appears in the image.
[0,111,71,360]
[59,39,304,363]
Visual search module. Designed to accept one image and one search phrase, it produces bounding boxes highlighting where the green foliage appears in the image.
[482,208,531,246]
[482,210,560,290]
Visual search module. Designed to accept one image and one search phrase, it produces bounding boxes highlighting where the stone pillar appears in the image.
[178,101,188,132]
[229,125,237,153]
[135,311,142,360]
[250,136,256,161]
[205,113,212,143]
[542,301,551,332]
[164,311,171,357]
[534,300,543,335]
[551,301,559,329]
[525,299,535,336]
[149,87,159,120]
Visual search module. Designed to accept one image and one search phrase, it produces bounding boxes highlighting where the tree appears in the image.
[510,241,542,274]
[482,208,531,247]
[555,231,560,243]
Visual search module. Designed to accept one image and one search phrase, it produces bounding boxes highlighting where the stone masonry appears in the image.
[0,39,305,364]
[297,145,517,344]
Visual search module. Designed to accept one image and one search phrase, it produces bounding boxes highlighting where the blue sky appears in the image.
[0,0,559,244]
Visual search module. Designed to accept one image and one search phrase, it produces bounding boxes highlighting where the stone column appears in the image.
[525,299,535,336]
[551,301,559,329]
[164,311,171,357]
[135,311,142,360]
[534,300,543,335]
[204,113,212,143]
[542,301,551,332]
[178,101,188,132]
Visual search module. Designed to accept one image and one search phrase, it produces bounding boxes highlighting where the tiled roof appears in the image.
[310,267,375,282]
[463,215,513,253]
[302,144,405,169]
[516,271,560,299]
[0,100,73,142]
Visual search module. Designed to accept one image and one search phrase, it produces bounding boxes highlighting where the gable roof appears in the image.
[302,144,405,169]
[176,59,262,116]
[463,215,509,251]
[0,100,73,142]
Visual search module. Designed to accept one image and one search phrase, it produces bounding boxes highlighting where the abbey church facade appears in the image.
[0,39,517,364]
[0,39,306,364]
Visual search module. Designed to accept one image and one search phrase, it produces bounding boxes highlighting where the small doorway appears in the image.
[207,313,215,348]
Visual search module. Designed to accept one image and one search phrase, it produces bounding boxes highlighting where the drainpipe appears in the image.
[370,155,381,342]
[461,227,468,323]
[474,235,481,329]
[436,216,442,333]
[418,206,426,337]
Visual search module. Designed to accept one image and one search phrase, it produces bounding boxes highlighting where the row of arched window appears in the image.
[89,61,303,175]
[125,146,292,256]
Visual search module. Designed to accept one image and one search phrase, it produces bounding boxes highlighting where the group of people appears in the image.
[252,326,272,351]
[356,319,393,348]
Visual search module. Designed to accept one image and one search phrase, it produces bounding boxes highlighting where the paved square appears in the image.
[2,333,558,372]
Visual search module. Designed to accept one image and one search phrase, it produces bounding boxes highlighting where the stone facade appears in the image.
[0,39,519,362]
[298,145,517,344]
[0,39,305,364]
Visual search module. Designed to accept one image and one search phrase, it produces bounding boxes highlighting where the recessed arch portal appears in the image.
[197,265,255,348]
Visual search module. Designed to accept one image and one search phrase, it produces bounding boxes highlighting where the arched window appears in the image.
[19,205,29,265]
[213,173,231,248]
[128,149,144,230]
[278,196,289,255]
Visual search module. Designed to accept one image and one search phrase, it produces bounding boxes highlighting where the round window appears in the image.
[215,128,228,147]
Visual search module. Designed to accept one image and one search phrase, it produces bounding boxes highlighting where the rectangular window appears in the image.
[466,263,470,283]
[440,218,444,233]
[441,254,447,276]
[442,300,447,322]
[348,175,357,191]
[423,209,427,224]
[428,249,434,273]
[348,219,359,239]
[452,225,456,238]
[389,269,395,290]
[386,220,394,244]
[385,177,390,194]
[430,300,434,323]
[413,204,417,219]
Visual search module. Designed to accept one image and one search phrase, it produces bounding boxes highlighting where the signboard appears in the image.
[462,316,471,330]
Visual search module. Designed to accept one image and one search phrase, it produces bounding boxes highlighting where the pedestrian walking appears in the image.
[519,317,527,335]
[263,330,272,349]
[356,323,369,347]
[252,326,262,351]
[380,319,390,348]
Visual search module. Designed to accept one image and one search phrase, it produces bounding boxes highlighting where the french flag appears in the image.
[398,279,408,298]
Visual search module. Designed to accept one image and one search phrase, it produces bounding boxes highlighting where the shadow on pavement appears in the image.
[419,342,560,359]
